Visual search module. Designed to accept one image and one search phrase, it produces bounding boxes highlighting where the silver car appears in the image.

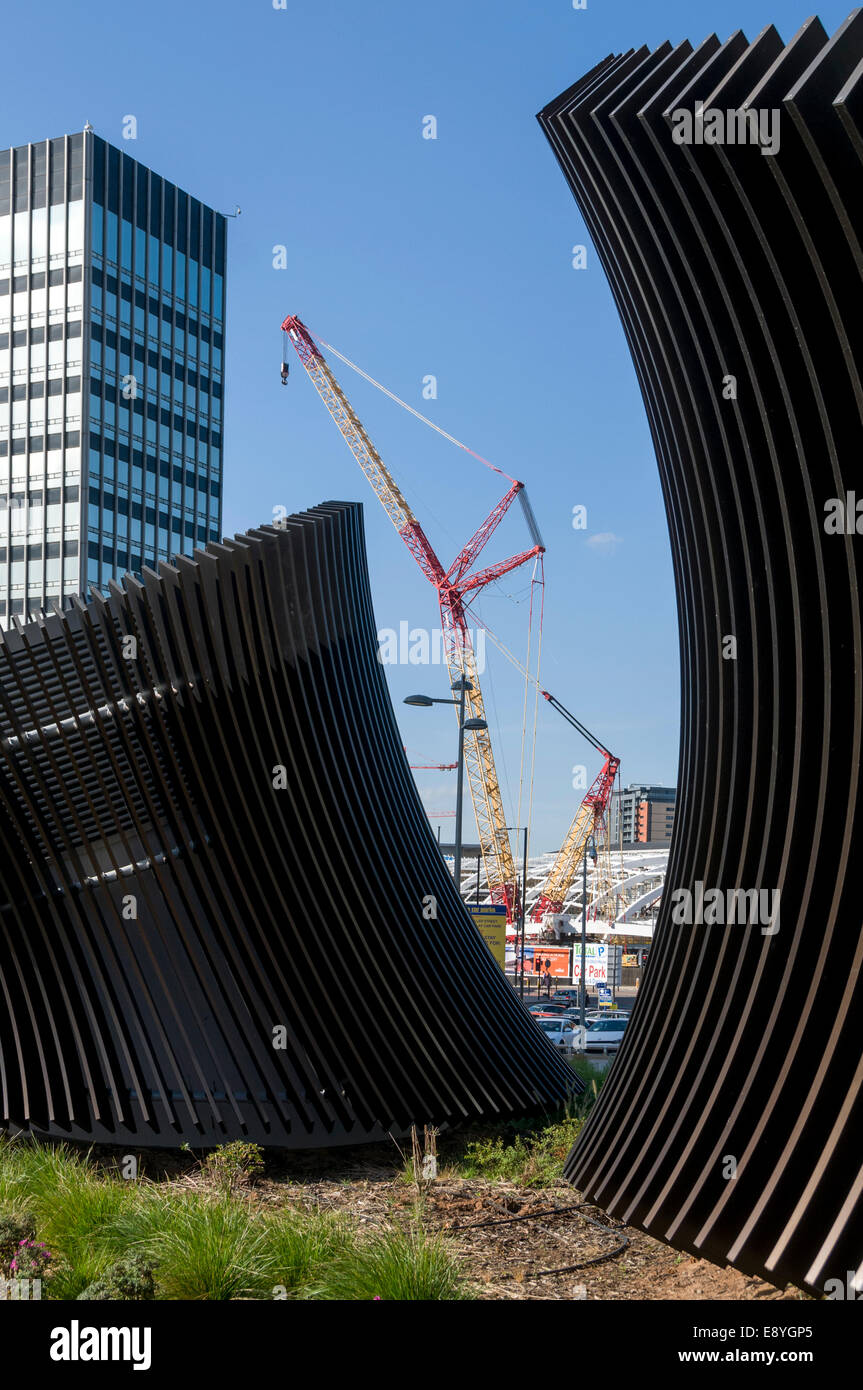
[583,1015,630,1051]
[535,1016,586,1053]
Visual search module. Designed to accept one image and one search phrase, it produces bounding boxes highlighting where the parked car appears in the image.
[583,1016,630,1051]
[535,1017,586,1052]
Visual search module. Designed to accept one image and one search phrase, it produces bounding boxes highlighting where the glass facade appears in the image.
[0,131,225,626]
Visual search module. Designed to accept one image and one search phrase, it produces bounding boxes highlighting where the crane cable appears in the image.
[525,558,546,896]
[313,333,518,484]
[464,594,548,705]
[516,555,546,843]
[516,567,535,834]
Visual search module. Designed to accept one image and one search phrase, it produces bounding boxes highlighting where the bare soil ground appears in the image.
[243,1171,808,1303]
[110,1142,809,1303]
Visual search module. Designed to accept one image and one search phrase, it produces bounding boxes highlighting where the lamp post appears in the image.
[504,825,529,1000]
[404,678,487,897]
[580,833,597,1032]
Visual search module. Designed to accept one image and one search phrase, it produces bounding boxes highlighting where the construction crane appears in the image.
[530,692,620,921]
[403,748,458,772]
[281,314,545,919]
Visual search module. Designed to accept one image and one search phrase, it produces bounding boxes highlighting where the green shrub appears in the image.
[0,1212,36,1264]
[77,1254,156,1301]
[202,1142,265,1195]
[457,1117,582,1185]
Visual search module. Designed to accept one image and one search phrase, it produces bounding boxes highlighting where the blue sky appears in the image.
[1,0,851,851]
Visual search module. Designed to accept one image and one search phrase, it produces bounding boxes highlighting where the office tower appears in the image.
[0,130,225,626]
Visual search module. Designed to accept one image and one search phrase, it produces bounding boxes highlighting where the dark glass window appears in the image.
[49,139,65,205]
[49,268,64,287]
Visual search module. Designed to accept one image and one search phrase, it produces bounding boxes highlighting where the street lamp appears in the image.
[505,825,529,1000]
[580,834,597,1032]
[404,678,487,895]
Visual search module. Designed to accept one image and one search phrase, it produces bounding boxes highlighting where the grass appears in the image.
[0,1138,131,1297]
[308,1222,471,1301]
[0,1134,470,1301]
[0,1093,604,1299]
[569,1054,609,1095]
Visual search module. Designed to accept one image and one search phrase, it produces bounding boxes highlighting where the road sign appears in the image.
[468,904,507,970]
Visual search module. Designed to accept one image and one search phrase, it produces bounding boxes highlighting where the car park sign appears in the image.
[570,942,609,984]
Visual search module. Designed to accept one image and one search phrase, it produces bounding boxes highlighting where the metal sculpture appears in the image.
[540,11,863,1295]
[0,502,576,1147]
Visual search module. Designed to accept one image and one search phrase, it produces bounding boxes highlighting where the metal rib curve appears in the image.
[0,501,577,1147]
[540,13,863,1294]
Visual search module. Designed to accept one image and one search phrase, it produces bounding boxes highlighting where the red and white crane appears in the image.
[281,314,545,919]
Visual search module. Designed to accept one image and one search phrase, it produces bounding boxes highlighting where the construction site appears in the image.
[280,313,661,988]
